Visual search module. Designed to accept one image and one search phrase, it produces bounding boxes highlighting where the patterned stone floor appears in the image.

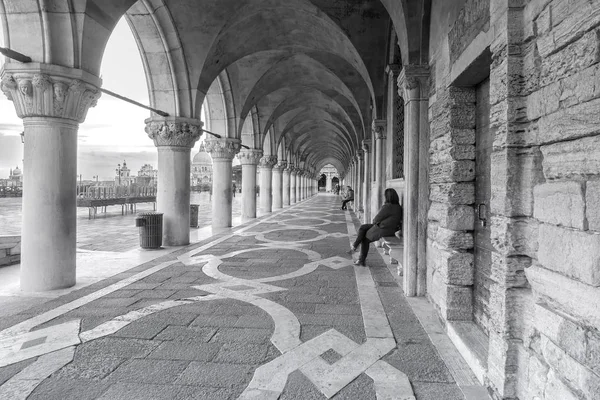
[0,195,479,399]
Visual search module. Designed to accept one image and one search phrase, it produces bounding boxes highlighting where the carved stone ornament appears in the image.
[145,117,203,148]
[1,72,100,123]
[274,161,288,171]
[397,65,430,99]
[204,138,241,160]
[259,155,278,168]
[362,140,371,153]
[356,150,364,161]
[372,119,386,140]
[236,149,263,165]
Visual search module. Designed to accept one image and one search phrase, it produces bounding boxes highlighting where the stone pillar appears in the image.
[326,173,332,192]
[259,155,277,213]
[362,140,371,223]
[290,168,297,204]
[373,120,387,208]
[146,117,202,246]
[355,152,364,211]
[272,161,286,209]
[1,65,101,291]
[283,166,291,206]
[296,170,303,202]
[205,138,241,228]
[237,149,262,220]
[398,67,429,297]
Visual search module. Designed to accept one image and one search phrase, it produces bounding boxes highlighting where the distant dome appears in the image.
[192,144,212,164]
[11,167,22,176]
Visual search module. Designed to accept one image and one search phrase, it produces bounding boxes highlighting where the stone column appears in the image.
[290,168,297,204]
[326,173,332,192]
[362,140,371,223]
[205,138,241,228]
[272,161,286,209]
[259,155,277,213]
[373,120,387,208]
[237,149,262,220]
[398,67,429,297]
[355,151,364,211]
[146,117,202,246]
[296,170,303,202]
[283,166,291,206]
[1,64,101,291]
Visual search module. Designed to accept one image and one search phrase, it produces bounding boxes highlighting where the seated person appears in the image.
[341,186,354,210]
[349,188,402,266]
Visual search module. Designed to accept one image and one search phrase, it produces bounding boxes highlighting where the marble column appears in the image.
[374,121,387,208]
[1,65,101,291]
[362,140,371,223]
[272,161,286,209]
[146,117,203,246]
[355,151,364,212]
[205,138,241,229]
[290,168,297,204]
[399,67,429,297]
[296,170,303,202]
[237,149,262,220]
[326,173,332,192]
[259,155,277,213]
[283,166,291,206]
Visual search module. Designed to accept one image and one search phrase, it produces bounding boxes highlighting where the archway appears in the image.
[318,174,327,191]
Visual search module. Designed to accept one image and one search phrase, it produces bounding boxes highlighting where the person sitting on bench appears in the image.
[341,186,354,210]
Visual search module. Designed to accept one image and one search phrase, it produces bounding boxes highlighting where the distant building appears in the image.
[137,164,158,186]
[115,161,134,186]
[7,166,23,187]
[191,144,212,187]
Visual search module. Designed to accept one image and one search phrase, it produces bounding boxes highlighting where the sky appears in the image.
[0,18,207,181]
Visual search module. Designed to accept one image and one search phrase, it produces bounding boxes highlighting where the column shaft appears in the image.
[290,171,297,204]
[157,146,191,245]
[296,172,302,202]
[241,163,258,218]
[21,118,78,290]
[362,141,371,223]
[259,160,275,212]
[283,168,291,206]
[205,138,241,229]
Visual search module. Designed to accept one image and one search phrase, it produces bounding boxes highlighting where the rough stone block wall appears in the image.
[427,86,476,322]
[519,0,600,398]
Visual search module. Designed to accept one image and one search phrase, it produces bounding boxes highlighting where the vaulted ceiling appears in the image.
[1,0,431,173]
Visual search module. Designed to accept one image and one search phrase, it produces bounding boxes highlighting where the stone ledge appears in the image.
[0,236,21,267]
[447,321,489,385]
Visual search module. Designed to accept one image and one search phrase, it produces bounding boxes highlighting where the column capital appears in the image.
[145,116,203,148]
[397,64,430,100]
[1,63,102,123]
[372,119,387,140]
[237,148,263,165]
[385,64,401,77]
[259,155,278,168]
[274,160,287,171]
[204,138,241,160]
[356,150,364,161]
[362,140,371,153]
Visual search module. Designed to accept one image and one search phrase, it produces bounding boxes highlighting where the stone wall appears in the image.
[427,0,600,398]
[0,236,21,266]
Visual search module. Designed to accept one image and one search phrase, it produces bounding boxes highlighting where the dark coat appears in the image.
[366,203,403,241]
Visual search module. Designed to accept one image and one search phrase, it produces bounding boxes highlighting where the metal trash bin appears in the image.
[135,212,163,249]
[190,204,199,228]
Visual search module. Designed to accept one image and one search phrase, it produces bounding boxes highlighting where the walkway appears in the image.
[0,195,484,399]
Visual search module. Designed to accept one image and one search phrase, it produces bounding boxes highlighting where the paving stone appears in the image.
[175,386,236,400]
[210,328,272,344]
[175,362,254,388]
[104,289,142,298]
[190,315,240,328]
[54,354,125,381]
[331,373,377,399]
[123,282,161,290]
[107,359,189,384]
[147,341,221,361]
[134,289,178,299]
[315,304,362,315]
[29,378,111,400]
[86,298,140,308]
[411,381,466,399]
[213,342,271,365]
[0,359,34,385]
[97,382,182,400]
[144,311,198,326]
[383,345,456,383]
[76,338,160,359]
[155,326,217,343]
[111,321,170,340]
[234,314,274,328]
[297,313,363,326]
[280,370,327,400]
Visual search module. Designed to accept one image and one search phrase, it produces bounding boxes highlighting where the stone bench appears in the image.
[379,231,403,267]
[0,236,21,267]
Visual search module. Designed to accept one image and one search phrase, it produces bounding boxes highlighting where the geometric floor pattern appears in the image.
[0,195,467,399]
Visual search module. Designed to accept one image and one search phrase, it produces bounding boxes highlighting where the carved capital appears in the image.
[362,140,371,153]
[397,64,430,99]
[236,149,263,165]
[372,119,386,140]
[356,150,364,161]
[259,155,278,168]
[1,64,102,123]
[274,161,288,171]
[204,138,241,160]
[145,117,203,148]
